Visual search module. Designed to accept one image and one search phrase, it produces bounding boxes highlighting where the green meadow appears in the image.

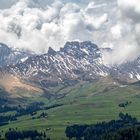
[0,81,140,140]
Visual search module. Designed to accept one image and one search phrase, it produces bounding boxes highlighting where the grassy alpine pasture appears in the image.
[0,80,140,140]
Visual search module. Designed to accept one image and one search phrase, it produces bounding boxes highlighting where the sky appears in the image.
[0,0,139,65]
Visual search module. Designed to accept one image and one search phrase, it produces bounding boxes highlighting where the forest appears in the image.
[65,113,140,140]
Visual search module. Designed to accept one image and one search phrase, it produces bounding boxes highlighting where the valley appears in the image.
[0,80,140,139]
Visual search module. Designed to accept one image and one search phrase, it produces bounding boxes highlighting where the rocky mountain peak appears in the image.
[48,47,56,56]
[0,43,11,54]
[0,43,33,67]
[63,41,98,50]
[0,43,11,66]
[0,41,140,89]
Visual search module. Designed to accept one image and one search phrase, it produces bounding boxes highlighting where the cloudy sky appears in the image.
[0,0,139,65]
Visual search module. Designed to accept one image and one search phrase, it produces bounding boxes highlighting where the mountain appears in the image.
[0,43,33,67]
[8,41,110,88]
[0,41,140,96]
[0,43,43,98]
[114,57,140,81]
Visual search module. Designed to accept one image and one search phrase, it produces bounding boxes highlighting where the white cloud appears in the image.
[111,24,122,39]
[0,0,108,53]
[1,0,139,66]
[86,2,107,13]
[103,0,140,65]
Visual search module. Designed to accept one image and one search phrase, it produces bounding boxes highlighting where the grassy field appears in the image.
[0,80,140,140]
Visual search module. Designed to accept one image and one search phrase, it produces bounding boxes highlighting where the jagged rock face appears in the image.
[0,43,11,66]
[1,41,140,88]
[0,43,33,67]
[113,57,140,81]
[9,41,110,87]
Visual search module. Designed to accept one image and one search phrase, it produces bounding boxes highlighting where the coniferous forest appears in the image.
[65,113,140,140]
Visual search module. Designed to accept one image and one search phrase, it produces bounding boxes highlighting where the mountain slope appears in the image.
[115,57,140,80]
[0,41,140,97]
[0,43,33,67]
[8,41,110,87]
[0,73,43,98]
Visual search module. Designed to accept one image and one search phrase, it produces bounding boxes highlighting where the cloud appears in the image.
[0,0,108,53]
[3,0,139,66]
[103,0,140,65]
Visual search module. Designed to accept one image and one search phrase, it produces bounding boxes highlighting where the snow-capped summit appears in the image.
[0,41,140,88]
[0,43,34,67]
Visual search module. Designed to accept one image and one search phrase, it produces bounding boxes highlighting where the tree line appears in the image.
[65,113,140,140]
[0,102,63,127]
[3,129,50,140]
